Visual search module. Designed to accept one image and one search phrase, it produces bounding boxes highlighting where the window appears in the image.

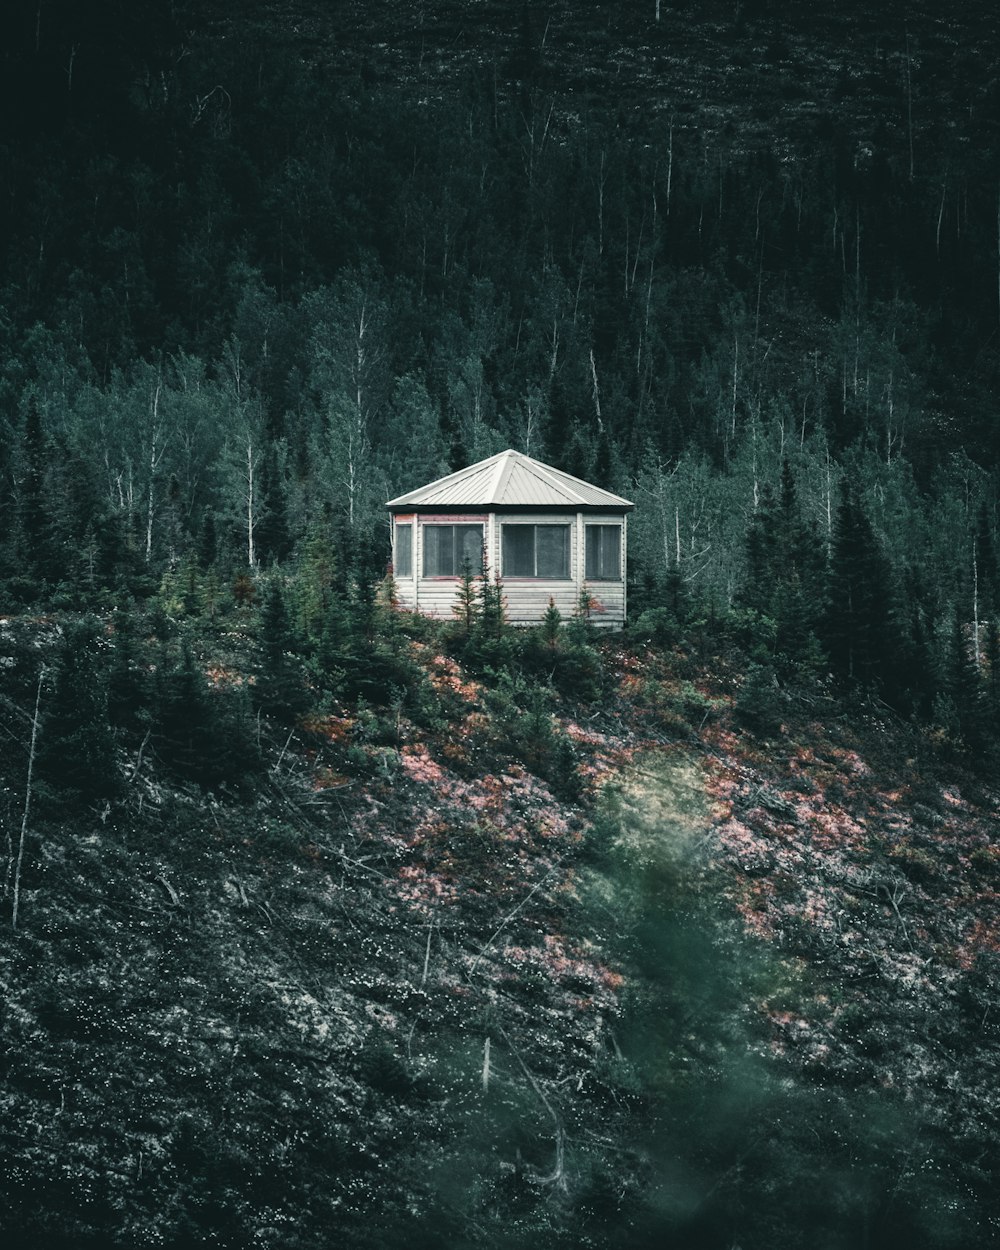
[394,522,413,578]
[502,524,570,579]
[423,524,483,577]
[585,525,621,580]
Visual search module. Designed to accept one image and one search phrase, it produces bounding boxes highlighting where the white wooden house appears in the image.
[386,449,633,629]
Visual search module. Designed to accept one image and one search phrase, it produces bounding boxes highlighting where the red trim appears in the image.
[418,514,488,523]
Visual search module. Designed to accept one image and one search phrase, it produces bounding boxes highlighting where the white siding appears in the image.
[396,510,628,628]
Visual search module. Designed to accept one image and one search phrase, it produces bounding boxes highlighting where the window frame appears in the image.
[422,522,484,578]
[585,523,622,581]
[501,522,572,580]
[393,520,414,578]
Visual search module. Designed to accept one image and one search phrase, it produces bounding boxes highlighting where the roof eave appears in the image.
[387,501,635,514]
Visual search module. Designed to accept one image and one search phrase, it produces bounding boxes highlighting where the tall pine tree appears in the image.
[37,618,119,811]
[823,486,892,689]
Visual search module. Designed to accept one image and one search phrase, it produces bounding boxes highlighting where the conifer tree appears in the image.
[314,592,351,693]
[881,573,938,718]
[661,564,689,626]
[541,598,563,648]
[479,568,506,641]
[154,642,222,786]
[823,486,892,688]
[975,502,998,614]
[741,461,825,672]
[255,443,293,565]
[986,617,1000,724]
[197,513,218,570]
[452,557,480,635]
[256,579,307,722]
[294,532,337,641]
[17,397,59,590]
[107,604,150,734]
[37,618,119,810]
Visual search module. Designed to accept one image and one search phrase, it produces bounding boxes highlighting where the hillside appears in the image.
[2,606,998,1248]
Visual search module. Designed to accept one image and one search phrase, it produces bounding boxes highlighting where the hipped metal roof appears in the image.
[386,449,633,511]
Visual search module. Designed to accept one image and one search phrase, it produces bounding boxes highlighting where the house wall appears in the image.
[583,512,628,629]
[391,510,628,629]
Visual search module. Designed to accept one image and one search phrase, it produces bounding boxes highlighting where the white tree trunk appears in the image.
[246,433,257,568]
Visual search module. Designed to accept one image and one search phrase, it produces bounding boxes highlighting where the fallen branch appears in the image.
[156,875,182,907]
[11,666,44,931]
[129,728,151,783]
[467,861,562,978]
[879,881,913,951]
[420,912,436,988]
[496,1023,567,1192]
[275,728,296,771]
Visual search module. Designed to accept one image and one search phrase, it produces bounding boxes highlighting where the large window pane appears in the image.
[535,525,570,578]
[585,525,621,580]
[459,525,484,571]
[502,525,535,576]
[423,524,483,576]
[394,523,413,577]
[423,525,448,576]
[502,524,570,578]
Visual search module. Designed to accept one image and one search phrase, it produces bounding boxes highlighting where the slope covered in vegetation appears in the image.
[1,596,998,1249]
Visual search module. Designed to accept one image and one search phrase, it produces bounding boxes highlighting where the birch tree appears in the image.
[218,389,267,569]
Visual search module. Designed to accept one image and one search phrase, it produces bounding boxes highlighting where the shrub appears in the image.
[734,663,785,736]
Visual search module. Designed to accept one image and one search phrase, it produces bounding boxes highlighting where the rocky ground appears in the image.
[2,620,998,1246]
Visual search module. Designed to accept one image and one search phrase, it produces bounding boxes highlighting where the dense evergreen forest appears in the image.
[3,2,1000,1247]
[1,0,999,720]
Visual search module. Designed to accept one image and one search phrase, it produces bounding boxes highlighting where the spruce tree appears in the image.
[256,579,308,722]
[975,503,999,615]
[882,572,938,718]
[197,513,218,570]
[740,462,825,672]
[154,642,222,786]
[452,557,480,635]
[37,618,119,810]
[107,604,151,734]
[823,487,892,689]
[479,569,506,641]
[17,397,59,591]
[986,617,1000,726]
[541,598,563,648]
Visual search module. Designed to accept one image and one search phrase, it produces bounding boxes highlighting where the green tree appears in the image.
[153,641,252,787]
[452,557,480,635]
[823,486,892,688]
[107,604,151,734]
[540,597,563,648]
[256,579,308,722]
[16,396,60,591]
[741,460,826,673]
[36,617,119,810]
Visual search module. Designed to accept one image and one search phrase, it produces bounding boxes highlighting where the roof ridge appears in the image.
[492,449,520,502]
